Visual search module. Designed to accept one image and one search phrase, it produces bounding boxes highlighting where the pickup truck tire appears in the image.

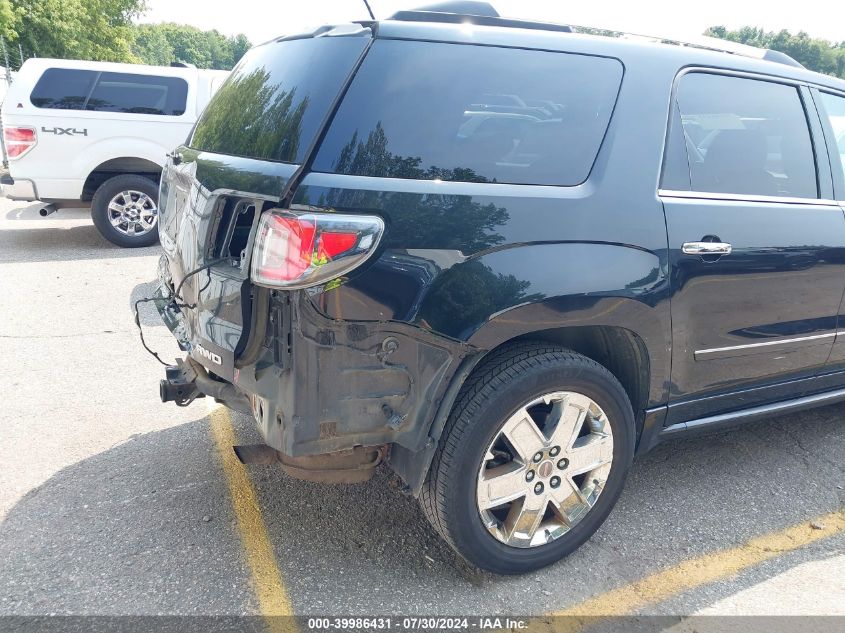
[91,174,160,248]
[420,343,635,574]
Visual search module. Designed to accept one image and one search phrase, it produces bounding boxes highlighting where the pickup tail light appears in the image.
[3,126,37,159]
[250,210,384,289]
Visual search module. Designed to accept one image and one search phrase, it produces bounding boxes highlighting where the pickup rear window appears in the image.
[313,40,623,186]
[190,35,370,163]
[30,68,188,116]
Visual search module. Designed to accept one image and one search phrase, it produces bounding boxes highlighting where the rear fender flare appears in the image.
[393,242,671,494]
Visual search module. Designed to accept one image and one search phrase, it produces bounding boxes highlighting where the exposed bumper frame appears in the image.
[152,277,475,493]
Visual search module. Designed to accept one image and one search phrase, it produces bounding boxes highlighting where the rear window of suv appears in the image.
[190,36,370,163]
[30,68,188,116]
[312,40,623,186]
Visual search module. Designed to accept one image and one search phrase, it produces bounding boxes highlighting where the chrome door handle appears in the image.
[682,241,732,256]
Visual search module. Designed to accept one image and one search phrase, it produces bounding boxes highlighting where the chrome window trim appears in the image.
[659,66,836,201]
[658,189,839,206]
[671,65,845,102]
[810,85,845,101]
[302,172,598,199]
[674,65,804,88]
[695,331,837,361]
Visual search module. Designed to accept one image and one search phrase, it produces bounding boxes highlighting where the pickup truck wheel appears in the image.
[420,344,635,574]
[91,174,160,247]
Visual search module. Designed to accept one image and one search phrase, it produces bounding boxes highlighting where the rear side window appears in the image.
[313,40,623,186]
[86,72,188,115]
[30,68,188,116]
[818,92,845,183]
[30,69,97,110]
[190,36,370,163]
[665,72,818,199]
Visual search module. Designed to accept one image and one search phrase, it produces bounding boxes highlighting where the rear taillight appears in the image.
[3,126,37,159]
[250,210,384,289]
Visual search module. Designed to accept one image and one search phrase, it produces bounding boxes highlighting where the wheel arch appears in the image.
[450,323,654,448]
[394,314,668,496]
[382,242,673,493]
[82,157,162,201]
[509,325,650,428]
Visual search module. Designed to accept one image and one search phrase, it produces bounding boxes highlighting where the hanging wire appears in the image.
[133,258,227,366]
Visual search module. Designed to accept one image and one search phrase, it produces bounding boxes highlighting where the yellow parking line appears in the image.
[544,508,845,627]
[207,401,842,632]
[208,404,296,631]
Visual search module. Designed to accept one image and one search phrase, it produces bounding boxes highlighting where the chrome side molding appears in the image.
[659,189,841,207]
[695,332,836,361]
[661,386,845,437]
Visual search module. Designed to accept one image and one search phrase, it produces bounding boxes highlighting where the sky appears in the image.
[139,0,845,46]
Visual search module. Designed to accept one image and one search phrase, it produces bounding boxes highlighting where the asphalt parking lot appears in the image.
[0,196,843,624]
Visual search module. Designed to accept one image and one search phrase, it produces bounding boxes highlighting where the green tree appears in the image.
[1,4,250,70]
[6,0,145,65]
[130,23,251,70]
[0,0,17,43]
[131,23,174,66]
[230,34,251,64]
[706,25,845,79]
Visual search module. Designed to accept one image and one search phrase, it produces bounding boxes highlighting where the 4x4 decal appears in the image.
[41,126,88,136]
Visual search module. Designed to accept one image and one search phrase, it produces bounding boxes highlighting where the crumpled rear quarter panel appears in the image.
[236,293,469,458]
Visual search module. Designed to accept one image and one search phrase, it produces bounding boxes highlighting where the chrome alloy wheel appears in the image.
[476,391,614,548]
[107,190,158,236]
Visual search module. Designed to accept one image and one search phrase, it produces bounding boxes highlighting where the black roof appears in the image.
[375,5,845,92]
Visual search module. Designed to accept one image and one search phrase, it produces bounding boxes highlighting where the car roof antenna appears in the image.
[362,0,376,20]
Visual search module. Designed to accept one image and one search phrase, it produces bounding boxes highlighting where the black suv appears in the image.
[152,2,845,574]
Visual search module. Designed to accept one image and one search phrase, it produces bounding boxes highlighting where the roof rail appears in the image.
[388,4,802,69]
[573,26,805,69]
[678,33,804,68]
[388,2,573,34]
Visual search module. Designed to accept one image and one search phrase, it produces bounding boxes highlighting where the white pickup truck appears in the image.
[1,58,228,246]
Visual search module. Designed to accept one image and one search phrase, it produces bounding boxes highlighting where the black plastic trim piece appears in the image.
[661,386,845,437]
[387,10,572,33]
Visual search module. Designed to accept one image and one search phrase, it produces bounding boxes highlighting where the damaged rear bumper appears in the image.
[159,356,251,414]
[240,293,467,457]
[154,282,474,490]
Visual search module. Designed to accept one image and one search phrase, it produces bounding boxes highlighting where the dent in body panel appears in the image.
[238,293,466,458]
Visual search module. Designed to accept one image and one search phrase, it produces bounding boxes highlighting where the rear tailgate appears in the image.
[157,28,372,379]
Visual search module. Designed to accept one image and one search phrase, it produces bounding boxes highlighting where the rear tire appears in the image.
[91,174,160,248]
[420,343,635,574]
